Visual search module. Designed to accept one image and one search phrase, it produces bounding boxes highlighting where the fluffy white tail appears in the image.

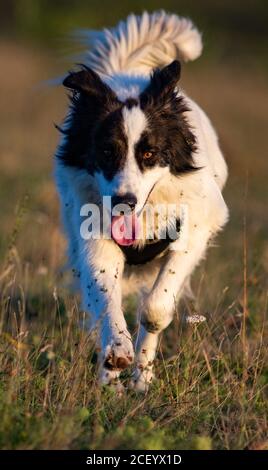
[77,10,202,75]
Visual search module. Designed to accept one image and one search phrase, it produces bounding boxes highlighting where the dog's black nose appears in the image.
[112,193,137,211]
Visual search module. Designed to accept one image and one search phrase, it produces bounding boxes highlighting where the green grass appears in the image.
[0,242,267,450]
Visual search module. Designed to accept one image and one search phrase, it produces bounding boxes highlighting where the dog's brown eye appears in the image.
[143,151,153,159]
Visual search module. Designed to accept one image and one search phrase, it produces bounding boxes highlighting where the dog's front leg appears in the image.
[131,182,229,391]
[80,239,134,390]
[131,227,214,391]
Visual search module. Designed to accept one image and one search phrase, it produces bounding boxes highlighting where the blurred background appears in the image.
[0,0,268,311]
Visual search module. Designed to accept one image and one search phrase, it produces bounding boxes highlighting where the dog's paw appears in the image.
[98,368,125,395]
[103,333,134,371]
[129,363,155,393]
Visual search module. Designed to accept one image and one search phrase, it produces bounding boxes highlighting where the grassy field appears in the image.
[0,21,268,449]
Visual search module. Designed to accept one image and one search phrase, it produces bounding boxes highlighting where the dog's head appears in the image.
[60,61,197,244]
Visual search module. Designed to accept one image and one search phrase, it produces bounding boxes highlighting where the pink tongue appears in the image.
[111,214,139,246]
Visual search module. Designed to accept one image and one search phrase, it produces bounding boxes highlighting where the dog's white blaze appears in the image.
[116,106,147,196]
[122,106,147,145]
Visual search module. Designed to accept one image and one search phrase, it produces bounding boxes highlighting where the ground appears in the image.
[0,39,267,450]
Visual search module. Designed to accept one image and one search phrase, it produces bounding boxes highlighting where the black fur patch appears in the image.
[93,108,128,180]
[124,98,139,108]
[56,66,123,174]
[139,60,197,175]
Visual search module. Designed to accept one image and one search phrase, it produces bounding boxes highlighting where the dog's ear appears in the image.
[140,60,181,107]
[63,66,119,105]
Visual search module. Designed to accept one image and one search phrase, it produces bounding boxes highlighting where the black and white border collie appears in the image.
[55,11,229,392]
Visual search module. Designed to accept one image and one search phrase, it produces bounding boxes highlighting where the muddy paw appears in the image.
[103,335,134,371]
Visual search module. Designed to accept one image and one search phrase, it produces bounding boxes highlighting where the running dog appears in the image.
[55,11,229,391]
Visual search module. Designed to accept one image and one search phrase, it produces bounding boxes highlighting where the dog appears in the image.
[54,11,229,392]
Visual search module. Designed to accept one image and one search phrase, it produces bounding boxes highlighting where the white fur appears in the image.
[122,106,147,143]
[55,11,228,391]
[77,10,203,75]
